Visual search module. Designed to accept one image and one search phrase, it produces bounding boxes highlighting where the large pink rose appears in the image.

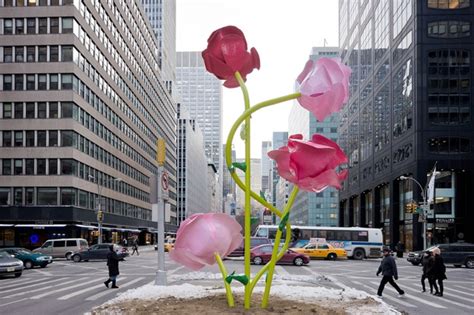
[202,25,260,88]
[268,134,348,192]
[296,57,351,122]
[170,213,243,270]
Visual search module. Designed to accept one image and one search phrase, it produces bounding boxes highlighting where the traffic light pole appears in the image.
[400,176,427,250]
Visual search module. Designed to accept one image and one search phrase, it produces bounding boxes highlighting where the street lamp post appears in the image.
[400,175,428,250]
[88,175,122,244]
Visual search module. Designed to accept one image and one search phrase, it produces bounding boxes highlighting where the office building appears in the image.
[177,103,209,224]
[261,141,272,200]
[338,0,474,250]
[288,47,340,226]
[0,0,177,247]
[235,158,262,214]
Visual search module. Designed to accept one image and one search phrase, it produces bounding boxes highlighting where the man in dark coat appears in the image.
[421,250,434,293]
[377,247,405,297]
[430,247,447,296]
[104,245,120,289]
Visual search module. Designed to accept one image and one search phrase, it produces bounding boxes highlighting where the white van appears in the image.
[33,238,89,260]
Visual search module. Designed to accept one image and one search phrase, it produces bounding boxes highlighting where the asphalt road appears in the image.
[0,248,472,315]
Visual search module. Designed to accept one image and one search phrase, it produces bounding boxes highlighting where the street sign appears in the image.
[161,172,169,191]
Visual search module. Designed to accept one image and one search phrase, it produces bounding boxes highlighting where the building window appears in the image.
[393,59,413,138]
[14,188,23,205]
[61,46,73,61]
[14,159,23,175]
[25,159,34,175]
[37,188,57,205]
[49,102,58,118]
[61,159,76,175]
[38,46,47,62]
[3,46,13,62]
[50,46,58,61]
[427,0,470,9]
[38,74,47,90]
[28,0,37,6]
[50,18,59,33]
[26,131,34,146]
[49,74,58,90]
[15,19,24,34]
[25,187,34,205]
[15,46,24,62]
[38,102,46,118]
[15,75,23,91]
[60,130,75,147]
[39,18,47,34]
[49,130,58,146]
[62,18,73,34]
[3,74,12,90]
[27,46,35,62]
[26,74,35,90]
[61,74,72,89]
[428,21,471,38]
[2,159,12,175]
[14,102,23,118]
[2,131,12,146]
[0,188,10,205]
[49,159,58,175]
[37,131,46,146]
[428,137,470,154]
[37,158,46,174]
[4,19,13,35]
[27,18,35,34]
[14,131,23,146]
[60,188,76,205]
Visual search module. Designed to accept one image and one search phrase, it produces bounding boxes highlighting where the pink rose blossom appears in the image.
[268,134,348,192]
[297,57,351,121]
[202,25,260,88]
[170,213,243,270]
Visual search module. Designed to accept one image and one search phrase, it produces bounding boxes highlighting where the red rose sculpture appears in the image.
[202,25,260,88]
[268,134,348,192]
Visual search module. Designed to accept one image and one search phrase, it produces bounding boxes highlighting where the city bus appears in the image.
[254,225,383,259]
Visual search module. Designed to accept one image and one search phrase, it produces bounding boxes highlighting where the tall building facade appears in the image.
[235,158,262,215]
[0,0,177,248]
[271,131,288,223]
[141,0,176,94]
[222,144,236,215]
[288,47,340,226]
[261,141,272,199]
[177,103,209,224]
[338,0,474,251]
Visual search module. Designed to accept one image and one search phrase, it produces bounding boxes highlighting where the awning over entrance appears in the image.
[15,224,67,228]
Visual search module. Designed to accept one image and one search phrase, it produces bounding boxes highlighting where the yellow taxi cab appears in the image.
[290,243,347,260]
[164,238,175,252]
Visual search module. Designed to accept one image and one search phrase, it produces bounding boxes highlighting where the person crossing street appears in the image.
[104,244,121,289]
[376,247,405,298]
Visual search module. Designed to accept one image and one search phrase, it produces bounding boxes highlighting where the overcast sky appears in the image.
[176,0,339,158]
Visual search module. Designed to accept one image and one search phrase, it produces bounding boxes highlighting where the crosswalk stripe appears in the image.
[57,277,128,300]
[0,297,28,308]
[85,277,145,301]
[369,281,450,309]
[435,289,474,302]
[445,286,474,297]
[275,265,290,276]
[453,285,474,293]
[2,277,87,299]
[31,278,99,299]
[351,280,417,308]
[0,277,47,291]
[1,277,65,294]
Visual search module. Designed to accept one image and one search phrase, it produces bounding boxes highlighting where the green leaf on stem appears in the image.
[232,162,246,172]
[225,271,249,285]
[278,212,289,231]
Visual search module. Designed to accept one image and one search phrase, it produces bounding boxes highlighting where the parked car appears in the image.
[407,242,474,268]
[0,251,24,278]
[154,238,175,252]
[33,238,89,260]
[71,244,128,262]
[291,243,347,260]
[227,237,272,257]
[250,244,310,266]
[0,248,53,269]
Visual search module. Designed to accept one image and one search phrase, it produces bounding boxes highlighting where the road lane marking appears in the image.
[0,277,67,296]
[31,269,53,276]
[84,277,145,301]
[0,297,28,308]
[168,266,185,275]
[31,278,99,299]
[445,286,474,297]
[453,285,474,292]
[57,277,128,300]
[351,280,417,308]
[2,277,87,299]
[0,277,47,291]
[370,281,447,309]
[53,262,104,271]
[275,265,290,276]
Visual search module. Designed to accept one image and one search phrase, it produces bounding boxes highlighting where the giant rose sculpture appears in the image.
[170,25,351,309]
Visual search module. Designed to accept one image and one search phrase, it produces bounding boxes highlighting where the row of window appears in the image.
[2,73,74,91]
[428,137,471,153]
[427,0,470,9]
[428,21,471,38]
[3,17,73,35]
[0,158,149,202]
[2,45,73,63]
[2,0,74,6]
[0,186,151,221]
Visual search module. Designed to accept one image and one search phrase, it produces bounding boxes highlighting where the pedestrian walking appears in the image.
[122,238,128,247]
[131,239,139,256]
[104,245,120,289]
[421,250,434,293]
[430,247,447,297]
[376,247,405,298]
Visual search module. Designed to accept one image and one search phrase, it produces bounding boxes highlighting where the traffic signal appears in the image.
[97,210,104,222]
[405,203,412,213]
[405,202,417,213]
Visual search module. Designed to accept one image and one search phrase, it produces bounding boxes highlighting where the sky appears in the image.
[176,0,339,158]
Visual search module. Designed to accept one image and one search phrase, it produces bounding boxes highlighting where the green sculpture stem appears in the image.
[224,92,301,218]
[215,252,234,307]
[261,186,299,307]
